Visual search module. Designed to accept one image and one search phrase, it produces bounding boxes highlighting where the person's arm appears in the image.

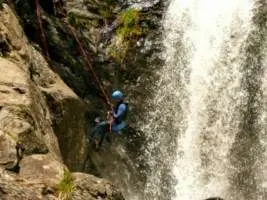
[113,104,126,118]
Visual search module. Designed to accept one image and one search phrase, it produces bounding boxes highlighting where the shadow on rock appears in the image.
[85,125,148,199]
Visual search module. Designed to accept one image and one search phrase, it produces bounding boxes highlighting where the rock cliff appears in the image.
[0,3,124,199]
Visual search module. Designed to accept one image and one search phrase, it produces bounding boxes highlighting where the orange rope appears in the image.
[35,0,113,112]
[35,0,50,60]
[67,24,113,111]
[68,24,114,132]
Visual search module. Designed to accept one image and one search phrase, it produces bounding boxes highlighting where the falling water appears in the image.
[139,0,267,200]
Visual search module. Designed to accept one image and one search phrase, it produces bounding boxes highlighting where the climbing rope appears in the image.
[34,0,113,111]
[35,0,50,60]
[65,23,114,132]
[66,24,113,111]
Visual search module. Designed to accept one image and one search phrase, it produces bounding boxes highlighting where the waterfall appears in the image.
[138,0,267,199]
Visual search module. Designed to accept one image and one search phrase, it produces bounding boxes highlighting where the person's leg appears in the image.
[98,133,105,147]
[106,133,111,143]
[112,121,127,133]
[91,137,99,150]
[97,121,109,148]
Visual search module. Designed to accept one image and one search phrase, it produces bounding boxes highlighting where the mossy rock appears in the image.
[107,8,148,64]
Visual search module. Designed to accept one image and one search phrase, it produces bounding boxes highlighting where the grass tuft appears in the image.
[58,169,75,200]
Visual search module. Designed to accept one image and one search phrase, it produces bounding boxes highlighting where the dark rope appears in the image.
[66,22,113,111]
[35,0,50,60]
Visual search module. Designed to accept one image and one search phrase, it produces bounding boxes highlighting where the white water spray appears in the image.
[169,0,253,199]
[139,0,267,200]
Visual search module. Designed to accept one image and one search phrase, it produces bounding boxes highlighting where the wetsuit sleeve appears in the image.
[113,104,126,118]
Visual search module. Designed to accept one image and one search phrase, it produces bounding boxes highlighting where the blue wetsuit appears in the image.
[112,101,127,132]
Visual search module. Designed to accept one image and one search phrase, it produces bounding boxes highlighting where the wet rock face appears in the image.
[85,127,148,199]
[44,90,90,171]
[71,173,125,200]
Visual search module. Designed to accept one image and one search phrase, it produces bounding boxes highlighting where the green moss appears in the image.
[117,26,143,40]
[58,170,75,200]
[116,9,143,40]
[109,9,145,64]
[117,9,140,28]
[99,6,114,20]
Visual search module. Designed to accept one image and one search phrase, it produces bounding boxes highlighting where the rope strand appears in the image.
[35,0,50,60]
[34,0,112,111]
[67,24,113,110]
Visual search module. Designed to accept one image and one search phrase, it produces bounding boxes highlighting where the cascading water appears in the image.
[138,0,267,200]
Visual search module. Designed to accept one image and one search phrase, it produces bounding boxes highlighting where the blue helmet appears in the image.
[112,90,124,100]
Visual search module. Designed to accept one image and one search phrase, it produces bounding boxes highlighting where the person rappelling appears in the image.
[89,90,128,151]
[61,15,129,151]
[109,90,128,132]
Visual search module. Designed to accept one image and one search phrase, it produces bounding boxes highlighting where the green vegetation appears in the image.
[58,170,75,200]
[99,7,114,20]
[68,12,88,29]
[118,9,140,26]
[109,8,147,64]
[117,8,143,40]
